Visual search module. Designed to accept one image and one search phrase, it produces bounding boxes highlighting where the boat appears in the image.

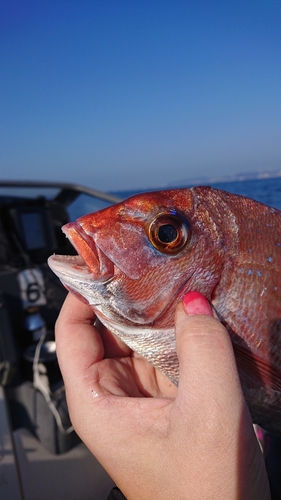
[0,180,121,500]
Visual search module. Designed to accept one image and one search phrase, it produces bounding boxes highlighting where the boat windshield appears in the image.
[0,181,121,221]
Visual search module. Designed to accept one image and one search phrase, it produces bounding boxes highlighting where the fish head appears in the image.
[48,189,226,331]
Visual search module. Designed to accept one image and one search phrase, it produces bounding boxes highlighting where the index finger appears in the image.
[55,293,104,384]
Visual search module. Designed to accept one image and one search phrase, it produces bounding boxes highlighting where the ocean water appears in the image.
[111,176,281,211]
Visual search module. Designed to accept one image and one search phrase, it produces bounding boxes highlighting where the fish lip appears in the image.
[48,254,94,281]
[62,221,114,282]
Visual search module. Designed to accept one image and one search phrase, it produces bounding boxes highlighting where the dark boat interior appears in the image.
[0,181,120,499]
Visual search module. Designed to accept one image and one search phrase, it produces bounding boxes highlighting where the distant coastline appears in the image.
[160,168,281,189]
[110,169,281,196]
[231,169,281,180]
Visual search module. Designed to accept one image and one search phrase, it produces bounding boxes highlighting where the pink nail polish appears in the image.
[182,291,213,316]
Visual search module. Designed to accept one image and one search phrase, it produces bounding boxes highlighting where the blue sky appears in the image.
[1,0,281,191]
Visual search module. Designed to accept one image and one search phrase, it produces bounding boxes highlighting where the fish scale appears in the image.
[48,186,281,434]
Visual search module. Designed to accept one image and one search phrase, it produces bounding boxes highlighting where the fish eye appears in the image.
[148,212,190,254]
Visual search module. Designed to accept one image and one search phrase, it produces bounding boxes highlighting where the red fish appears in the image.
[48,187,281,434]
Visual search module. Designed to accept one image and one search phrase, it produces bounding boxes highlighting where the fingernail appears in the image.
[182,291,213,316]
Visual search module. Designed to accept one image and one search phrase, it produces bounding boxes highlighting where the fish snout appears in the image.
[62,221,114,281]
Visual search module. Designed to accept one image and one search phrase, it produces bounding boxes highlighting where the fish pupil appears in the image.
[158,224,178,243]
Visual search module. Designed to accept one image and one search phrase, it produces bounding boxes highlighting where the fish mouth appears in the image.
[48,221,114,282]
[48,253,94,281]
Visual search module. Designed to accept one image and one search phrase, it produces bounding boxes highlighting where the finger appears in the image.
[96,318,132,358]
[174,293,247,427]
[55,293,104,384]
[55,295,146,401]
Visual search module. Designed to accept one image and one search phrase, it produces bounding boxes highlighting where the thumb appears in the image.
[175,292,245,418]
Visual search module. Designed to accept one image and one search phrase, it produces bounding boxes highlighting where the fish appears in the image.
[48,186,281,434]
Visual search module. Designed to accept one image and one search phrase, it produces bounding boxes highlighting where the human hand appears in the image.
[55,292,270,500]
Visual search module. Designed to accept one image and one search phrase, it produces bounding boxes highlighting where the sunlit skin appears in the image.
[55,292,270,500]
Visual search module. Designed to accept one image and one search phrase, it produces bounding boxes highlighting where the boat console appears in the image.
[0,181,120,499]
